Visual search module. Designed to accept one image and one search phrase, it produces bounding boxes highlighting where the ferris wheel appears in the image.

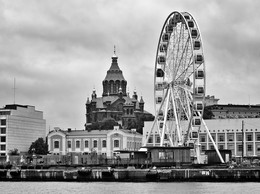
[144,11,224,163]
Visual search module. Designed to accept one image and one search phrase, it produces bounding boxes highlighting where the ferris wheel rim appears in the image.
[153,11,206,146]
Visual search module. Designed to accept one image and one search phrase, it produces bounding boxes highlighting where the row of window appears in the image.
[54,139,120,149]
[199,133,260,143]
[201,144,259,152]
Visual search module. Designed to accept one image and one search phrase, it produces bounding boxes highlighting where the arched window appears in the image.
[84,140,89,148]
[102,140,107,148]
[93,140,98,148]
[54,141,59,149]
[114,140,119,148]
[76,140,80,148]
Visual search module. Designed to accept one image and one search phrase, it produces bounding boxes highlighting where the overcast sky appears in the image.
[0,0,260,132]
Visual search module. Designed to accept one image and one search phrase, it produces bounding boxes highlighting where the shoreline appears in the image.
[1,167,260,182]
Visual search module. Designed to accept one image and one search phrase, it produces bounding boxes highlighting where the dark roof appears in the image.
[103,56,126,81]
[3,104,29,110]
[206,104,260,109]
[145,146,193,150]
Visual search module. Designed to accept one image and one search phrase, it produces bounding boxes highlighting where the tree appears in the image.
[203,107,214,119]
[28,137,48,155]
[8,148,19,155]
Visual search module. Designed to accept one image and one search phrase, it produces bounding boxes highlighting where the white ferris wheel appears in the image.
[144,11,224,163]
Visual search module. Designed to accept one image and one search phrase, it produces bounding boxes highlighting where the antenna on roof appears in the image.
[13,78,17,104]
[114,45,116,55]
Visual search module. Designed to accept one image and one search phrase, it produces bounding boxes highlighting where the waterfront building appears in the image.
[0,104,46,156]
[47,126,142,157]
[85,50,154,134]
[205,104,260,119]
[144,118,260,158]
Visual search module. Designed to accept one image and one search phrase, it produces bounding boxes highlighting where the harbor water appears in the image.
[0,182,260,194]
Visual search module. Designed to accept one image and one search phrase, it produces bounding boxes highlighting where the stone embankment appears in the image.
[1,167,260,182]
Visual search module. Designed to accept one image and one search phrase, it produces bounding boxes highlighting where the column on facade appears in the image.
[253,130,256,156]
[234,130,237,156]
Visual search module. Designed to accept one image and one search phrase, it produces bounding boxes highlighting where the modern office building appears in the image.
[47,126,142,157]
[0,104,46,156]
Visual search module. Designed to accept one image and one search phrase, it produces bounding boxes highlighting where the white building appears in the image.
[0,104,46,156]
[144,118,260,158]
[47,126,142,157]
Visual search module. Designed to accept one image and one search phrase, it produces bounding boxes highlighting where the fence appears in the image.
[0,154,150,168]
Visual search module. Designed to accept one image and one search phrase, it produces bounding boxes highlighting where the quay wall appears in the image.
[0,168,260,182]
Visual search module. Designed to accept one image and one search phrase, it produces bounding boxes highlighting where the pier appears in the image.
[1,167,260,182]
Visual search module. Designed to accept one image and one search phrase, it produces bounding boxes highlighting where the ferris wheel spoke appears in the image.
[174,37,191,80]
[173,25,185,76]
[174,54,193,81]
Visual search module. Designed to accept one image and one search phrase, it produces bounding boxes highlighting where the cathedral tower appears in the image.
[102,48,127,96]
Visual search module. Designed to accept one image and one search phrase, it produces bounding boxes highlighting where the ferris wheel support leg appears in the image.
[160,88,171,146]
[144,118,156,146]
[201,118,225,163]
[195,141,201,164]
[144,87,170,146]
[170,87,182,145]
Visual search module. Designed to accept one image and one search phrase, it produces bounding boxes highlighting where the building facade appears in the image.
[47,126,142,158]
[205,104,260,119]
[85,51,154,134]
[144,118,260,158]
[0,104,46,156]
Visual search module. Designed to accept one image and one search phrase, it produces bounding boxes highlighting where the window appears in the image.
[228,134,234,141]
[238,144,243,152]
[0,128,6,134]
[0,145,6,151]
[201,145,206,151]
[84,140,89,148]
[247,144,252,152]
[76,140,80,148]
[156,136,160,143]
[114,140,119,148]
[200,135,206,142]
[218,134,225,142]
[257,145,260,152]
[93,140,98,148]
[256,134,260,141]
[148,137,153,143]
[159,151,166,159]
[210,134,216,142]
[67,141,71,148]
[102,140,106,148]
[247,134,252,141]
[219,145,224,150]
[54,141,59,149]
[210,145,214,150]
[0,136,6,142]
[0,119,6,126]
[237,134,242,141]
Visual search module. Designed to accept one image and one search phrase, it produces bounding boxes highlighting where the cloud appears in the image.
[0,0,260,132]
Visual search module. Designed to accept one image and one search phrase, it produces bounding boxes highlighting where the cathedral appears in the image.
[85,50,154,134]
